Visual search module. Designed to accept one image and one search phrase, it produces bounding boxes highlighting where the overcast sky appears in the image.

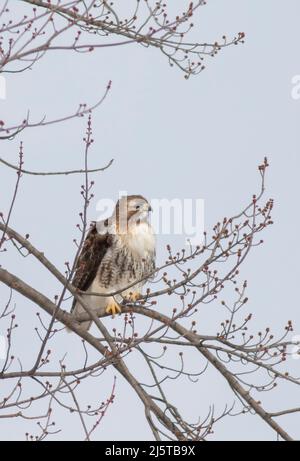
[1,0,300,441]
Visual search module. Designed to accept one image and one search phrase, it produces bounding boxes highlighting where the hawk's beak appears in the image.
[148,205,153,212]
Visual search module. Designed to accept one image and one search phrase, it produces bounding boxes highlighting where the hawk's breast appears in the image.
[97,222,155,289]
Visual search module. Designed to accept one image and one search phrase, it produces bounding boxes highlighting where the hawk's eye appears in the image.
[136,205,140,210]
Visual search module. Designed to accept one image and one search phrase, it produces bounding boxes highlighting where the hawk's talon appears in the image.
[105,299,122,318]
[125,291,142,303]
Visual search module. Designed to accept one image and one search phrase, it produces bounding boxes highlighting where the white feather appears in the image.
[124,221,156,258]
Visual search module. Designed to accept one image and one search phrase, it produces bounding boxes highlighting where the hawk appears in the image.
[71,195,156,330]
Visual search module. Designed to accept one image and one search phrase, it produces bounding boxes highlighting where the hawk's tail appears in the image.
[66,301,92,333]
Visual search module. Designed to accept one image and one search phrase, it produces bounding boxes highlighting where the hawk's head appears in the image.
[115,195,152,230]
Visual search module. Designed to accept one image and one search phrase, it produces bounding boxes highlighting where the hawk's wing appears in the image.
[71,221,112,312]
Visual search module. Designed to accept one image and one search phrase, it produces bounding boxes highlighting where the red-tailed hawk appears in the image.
[71,195,156,330]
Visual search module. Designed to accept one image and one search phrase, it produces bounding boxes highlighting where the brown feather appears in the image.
[71,221,112,312]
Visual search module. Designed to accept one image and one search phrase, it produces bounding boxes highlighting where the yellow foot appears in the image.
[125,291,141,303]
[105,299,122,318]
